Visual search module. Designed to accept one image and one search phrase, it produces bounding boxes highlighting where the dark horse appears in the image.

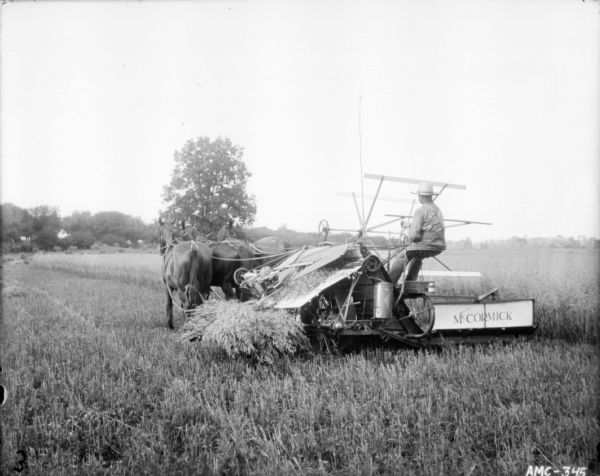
[212,236,293,299]
[210,239,255,299]
[159,219,213,329]
[177,220,291,300]
[178,219,254,300]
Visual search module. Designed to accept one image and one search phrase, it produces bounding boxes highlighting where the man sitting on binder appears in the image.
[388,182,446,285]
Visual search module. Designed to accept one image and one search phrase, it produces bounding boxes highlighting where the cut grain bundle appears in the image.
[180,302,221,341]
[180,301,310,364]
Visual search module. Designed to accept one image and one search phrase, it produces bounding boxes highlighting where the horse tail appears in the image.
[187,245,212,305]
[186,248,202,307]
[200,246,213,300]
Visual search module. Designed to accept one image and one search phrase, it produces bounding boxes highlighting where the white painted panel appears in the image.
[432,300,534,331]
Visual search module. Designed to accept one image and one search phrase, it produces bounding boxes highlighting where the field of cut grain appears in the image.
[1,247,599,474]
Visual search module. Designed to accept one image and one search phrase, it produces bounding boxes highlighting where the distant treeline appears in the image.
[1,203,157,252]
[1,202,597,252]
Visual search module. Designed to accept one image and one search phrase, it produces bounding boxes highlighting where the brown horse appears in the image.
[177,219,258,300]
[159,219,213,329]
[173,220,291,300]
[210,239,255,299]
[210,236,292,299]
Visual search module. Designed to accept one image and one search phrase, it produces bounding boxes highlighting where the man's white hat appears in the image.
[416,182,434,196]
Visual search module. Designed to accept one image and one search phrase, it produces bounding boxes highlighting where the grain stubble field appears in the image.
[1,248,599,475]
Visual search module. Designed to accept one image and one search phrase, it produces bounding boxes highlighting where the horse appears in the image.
[158,218,213,329]
[251,236,291,268]
[175,219,253,299]
[210,239,255,299]
[210,237,291,301]
[173,219,292,300]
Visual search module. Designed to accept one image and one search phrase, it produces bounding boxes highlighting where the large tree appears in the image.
[162,136,256,236]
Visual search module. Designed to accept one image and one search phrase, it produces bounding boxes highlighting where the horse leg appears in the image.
[221,280,235,300]
[166,286,174,329]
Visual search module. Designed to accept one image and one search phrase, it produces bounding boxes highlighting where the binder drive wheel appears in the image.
[397,293,435,337]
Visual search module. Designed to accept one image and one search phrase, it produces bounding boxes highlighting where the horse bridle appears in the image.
[159,225,179,255]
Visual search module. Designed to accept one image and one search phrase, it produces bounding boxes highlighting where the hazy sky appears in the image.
[2,1,598,241]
